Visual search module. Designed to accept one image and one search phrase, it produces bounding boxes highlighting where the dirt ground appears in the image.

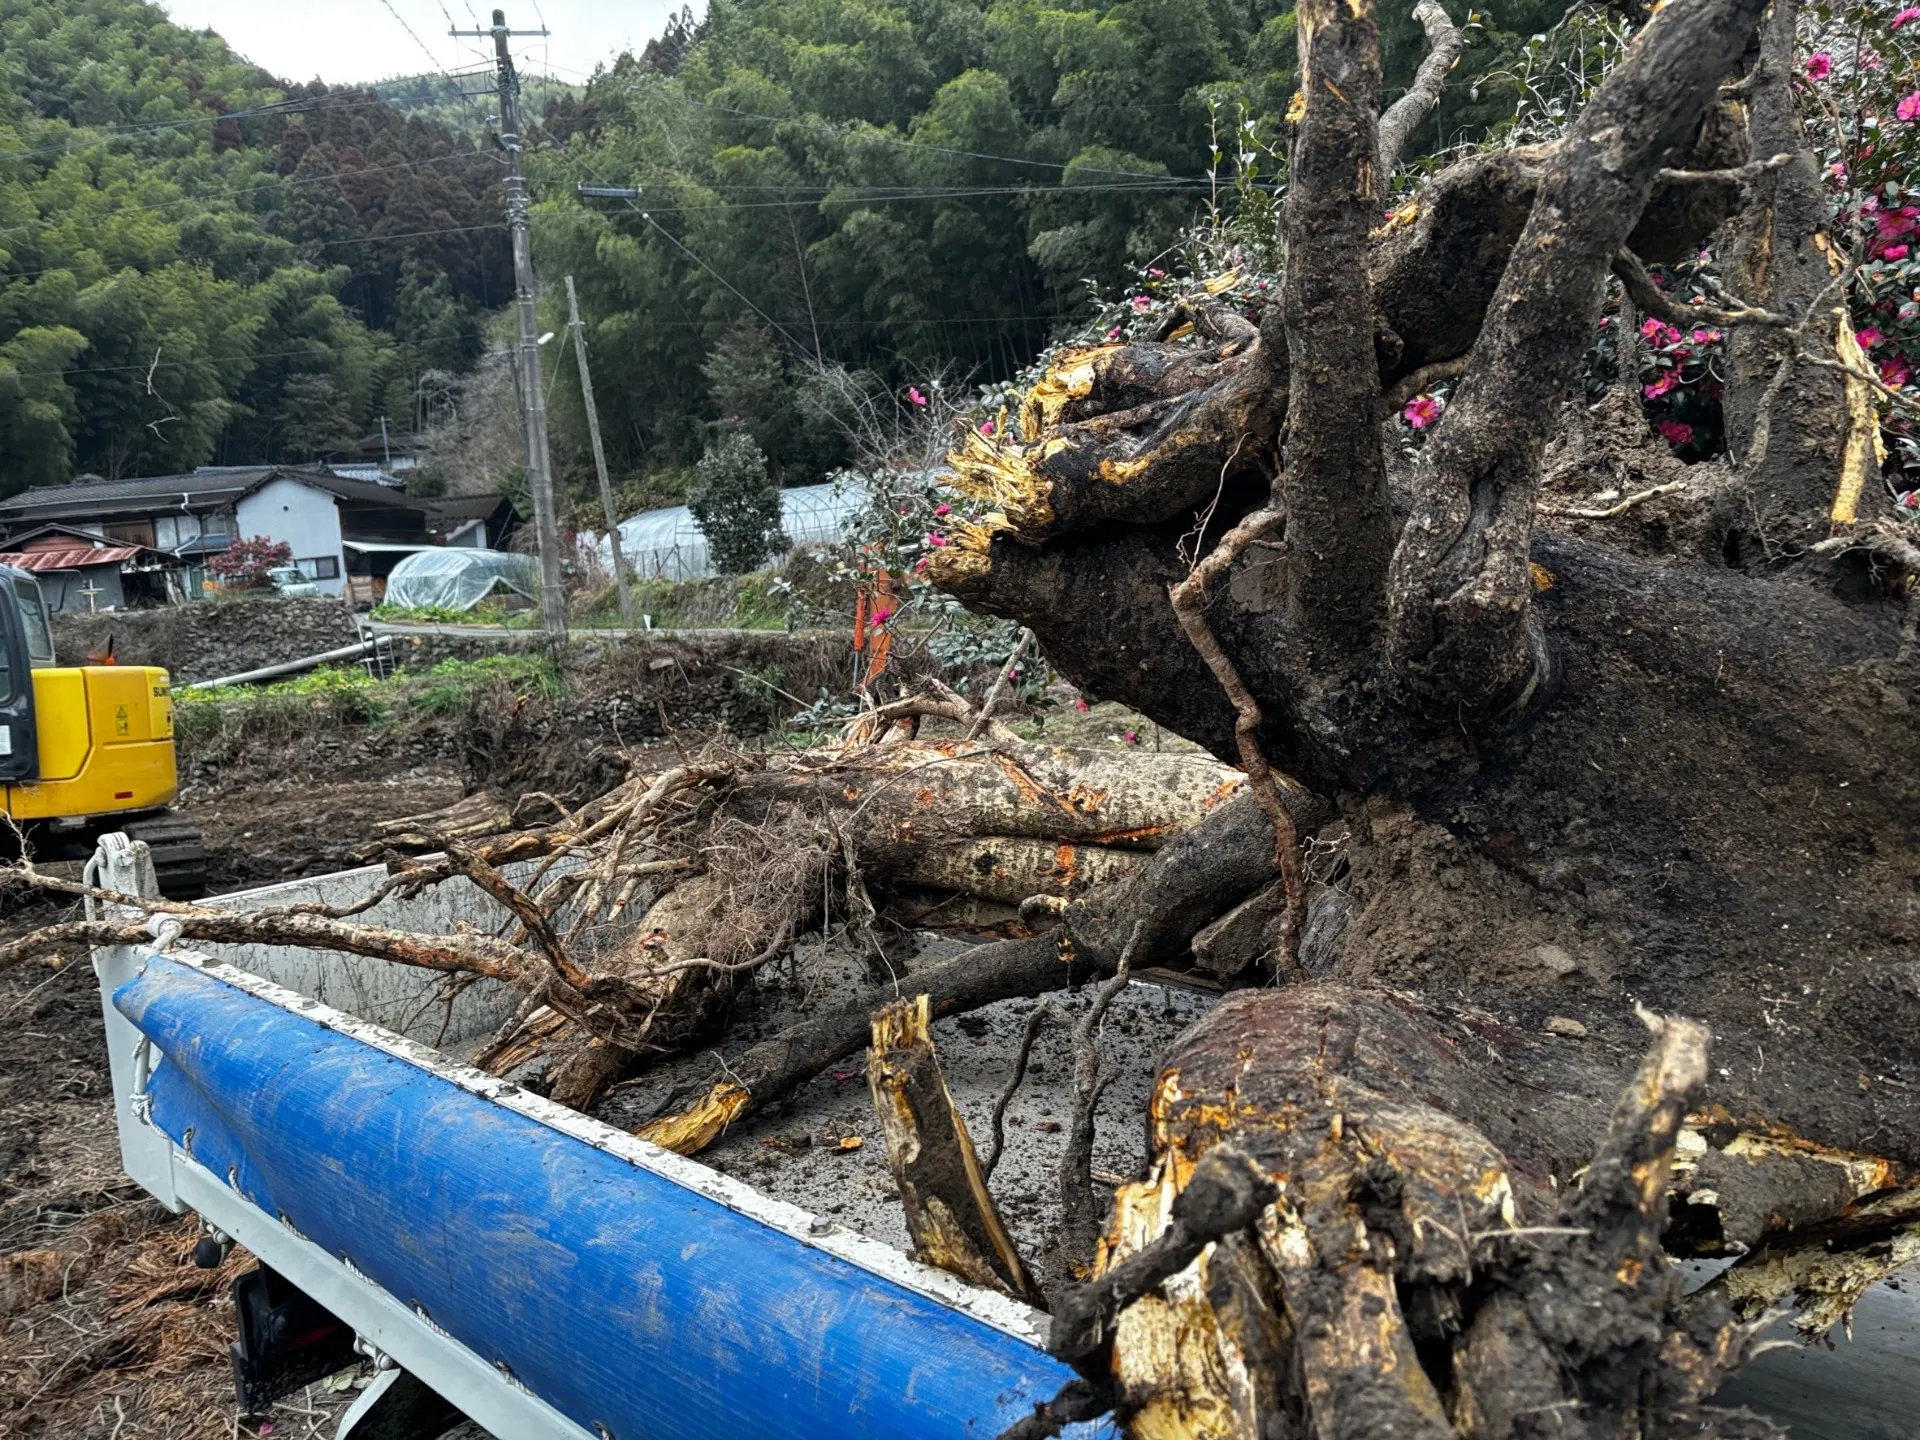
[0,770,468,1440]
[12,667,1911,1439]
[0,675,1179,1440]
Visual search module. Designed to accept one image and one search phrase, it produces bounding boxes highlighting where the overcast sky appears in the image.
[161,0,690,89]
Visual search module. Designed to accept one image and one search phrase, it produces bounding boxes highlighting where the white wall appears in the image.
[234,477,346,596]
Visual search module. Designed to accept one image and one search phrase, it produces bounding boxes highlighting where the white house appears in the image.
[0,465,509,603]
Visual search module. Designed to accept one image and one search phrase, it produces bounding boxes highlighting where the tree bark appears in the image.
[929,0,1920,1298]
[1374,0,1466,204]
[1382,0,1770,719]
[1716,0,1858,563]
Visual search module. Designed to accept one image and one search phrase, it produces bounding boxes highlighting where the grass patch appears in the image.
[369,602,480,625]
[173,655,561,754]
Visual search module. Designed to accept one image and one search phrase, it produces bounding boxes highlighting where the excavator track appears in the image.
[119,815,208,899]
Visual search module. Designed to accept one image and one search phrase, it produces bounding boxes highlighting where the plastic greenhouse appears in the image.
[382,548,541,611]
[597,478,871,582]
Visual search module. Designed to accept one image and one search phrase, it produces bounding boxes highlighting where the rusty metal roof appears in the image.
[0,544,143,571]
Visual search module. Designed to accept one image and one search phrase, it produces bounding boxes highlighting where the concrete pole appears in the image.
[491,9,568,643]
[564,274,636,629]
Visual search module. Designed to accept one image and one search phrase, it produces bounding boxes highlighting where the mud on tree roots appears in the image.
[1013,989,1857,1440]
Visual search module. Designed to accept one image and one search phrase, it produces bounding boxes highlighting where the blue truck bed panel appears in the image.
[112,954,1090,1440]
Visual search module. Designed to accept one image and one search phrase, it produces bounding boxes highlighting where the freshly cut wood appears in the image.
[1067,985,1919,1440]
[868,994,1040,1304]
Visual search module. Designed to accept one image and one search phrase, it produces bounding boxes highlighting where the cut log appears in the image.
[1057,985,1918,1439]
[867,994,1040,1304]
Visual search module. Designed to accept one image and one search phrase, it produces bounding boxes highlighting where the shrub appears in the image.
[688,430,787,574]
[207,535,292,583]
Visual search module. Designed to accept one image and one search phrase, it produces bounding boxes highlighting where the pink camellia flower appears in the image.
[908,386,927,407]
[1639,316,1664,341]
[1900,92,1920,122]
[1896,6,1920,25]
[932,502,951,517]
[978,419,995,436]
[1899,490,1920,509]
[1125,730,1139,745]
[1830,160,1848,180]
[870,608,892,626]
[1643,371,1680,400]
[1656,420,1694,446]
[913,556,930,573]
[1886,243,1912,261]
[1403,394,1443,429]
[1130,294,1152,312]
[926,531,947,547]
[1106,326,1123,340]
[1147,267,1166,278]
[1691,327,1712,343]
[1074,697,1090,712]
[1882,353,1913,386]
[1806,52,1833,80]
[1857,326,1885,348]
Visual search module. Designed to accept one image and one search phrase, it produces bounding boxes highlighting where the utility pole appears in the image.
[455,8,566,643]
[564,275,636,630]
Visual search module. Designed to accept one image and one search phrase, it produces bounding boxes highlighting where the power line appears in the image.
[5,308,1097,379]
[0,175,1196,283]
[379,0,498,131]
[5,221,505,287]
[540,60,1211,185]
[629,207,816,358]
[0,93,401,165]
[0,147,500,243]
[376,0,452,76]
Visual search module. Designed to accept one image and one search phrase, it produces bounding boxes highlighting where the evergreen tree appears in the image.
[687,429,786,573]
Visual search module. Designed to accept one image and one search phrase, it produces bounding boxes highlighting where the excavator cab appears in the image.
[0,566,205,895]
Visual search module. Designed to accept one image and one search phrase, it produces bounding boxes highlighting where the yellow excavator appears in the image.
[0,564,205,896]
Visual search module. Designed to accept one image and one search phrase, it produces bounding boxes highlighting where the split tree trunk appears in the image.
[923,0,1919,1426]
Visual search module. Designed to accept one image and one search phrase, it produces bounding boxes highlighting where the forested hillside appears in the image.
[0,0,507,494]
[528,0,1564,494]
[0,0,1574,504]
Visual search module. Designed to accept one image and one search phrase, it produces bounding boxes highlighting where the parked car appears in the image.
[266,565,322,598]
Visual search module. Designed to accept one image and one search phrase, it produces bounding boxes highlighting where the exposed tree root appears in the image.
[1034,991,1795,1439]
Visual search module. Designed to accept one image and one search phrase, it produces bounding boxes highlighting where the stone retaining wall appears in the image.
[50,598,361,684]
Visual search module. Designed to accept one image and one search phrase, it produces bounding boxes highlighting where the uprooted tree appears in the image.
[922,0,1919,1430]
[10,0,1920,1432]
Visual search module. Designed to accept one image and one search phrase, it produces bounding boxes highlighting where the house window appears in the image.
[154,514,203,549]
[202,509,233,536]
[297,556,340,580]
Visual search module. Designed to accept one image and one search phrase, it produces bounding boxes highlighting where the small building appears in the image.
[0,466,513,604]
[424,493,518,549]
[0,524,187,611]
